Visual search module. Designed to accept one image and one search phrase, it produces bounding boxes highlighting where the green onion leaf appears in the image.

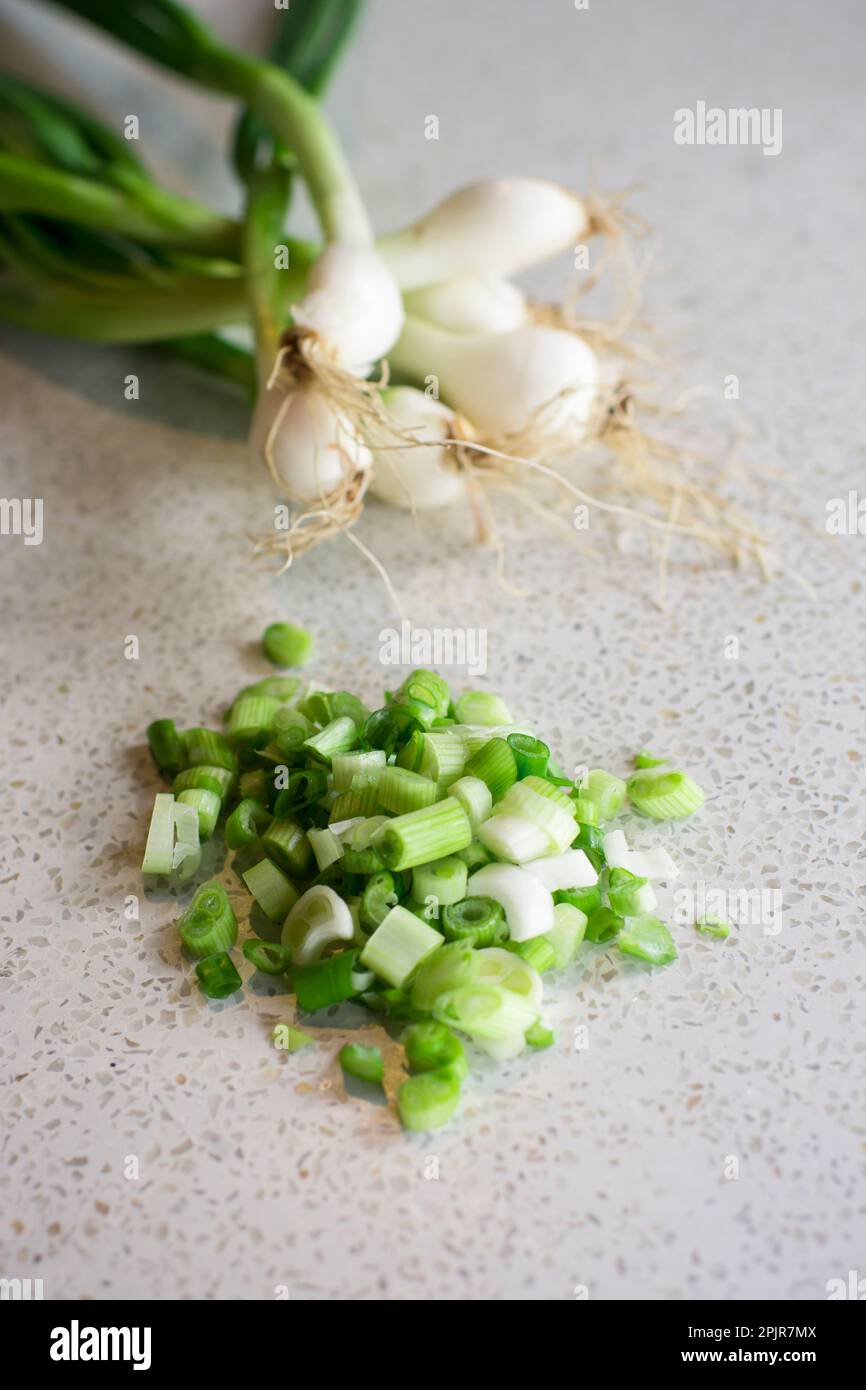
[402,1020,468,1081]
[195,951,242,999]
[396,1069,461,1132]
[262,621,313,668]
[626,768,705,821]
[339,1042,384,1085]
[242,939,292,974]
[617,915,678,964]
[242,857,299,922]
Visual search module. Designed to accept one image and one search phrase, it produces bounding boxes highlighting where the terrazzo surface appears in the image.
[1,0,864,1300]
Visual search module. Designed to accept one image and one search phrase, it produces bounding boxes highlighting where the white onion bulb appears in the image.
[251,380,371,503]
[292,244,404,372]
[405,274,529,334]
[368,386,464,510]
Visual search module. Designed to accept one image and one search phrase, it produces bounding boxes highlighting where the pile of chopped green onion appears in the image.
[140,632,709,1132]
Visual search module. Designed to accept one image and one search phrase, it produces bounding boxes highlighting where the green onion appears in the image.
[242,939,292,974]
[453,690,513,726]
[446,775,493,833]
[472,947,544,1007]
[626,768,705,820]
[170,799,201,881]
[494,781,574,853]
[454,839,493,871]
[195,951,242,999]
[273,1023,315,1052]
[392,668,451,728]
[282,884,354,963]
[478,813,550,864]
[377,765,438,815]
[307,826,344,872]
[570,794,599,826]
[505,936,556,972]
[441,895,505,947]
[328,691,371,726]
[362,704,423,755]
[409,941,480,1011]
[463,737,518,801]
[607,866,658,917]
[411,855,468,908]
[177,786,220,841]
[292,946,360,1012]
[617,915,677,964]
[262,621,313,668]
[238,767,271,805]
[331,749,386,792]
[695,913,731,938]
[360,905,443,988]
[524,1020,554,1050]
[413,729,466,788]
[580,768,627,821]
[341,843,385,874]
[373,798,472,871]
[261,817,313,877]
[339,1043,384,1085]
[405,897,441,926]
[523,848,597,892]
[635,750,667,768]
[140,791,176,875]
[329,785,381,821]
[397,1069,461,1131]
[521,775,575,813]
[467,862,554,941]
[571,822,605,863]
[271,707,314,760]
[225,797,273,849]
[178,881,237,958]
[585,905,624,943]
[303,715,357,764]
[542,901,587,968]
[225,694,279,745]
[272,766,328,817]
[146,718,186,774]
[181,727,237,774]
[360,870,399,931]
[433,983,538,1041]
[507,732,550,779]
[172,764,233,799]
[554,884,602,917]
[236,675,303,704]
[402,1020,468,1081]
[242,857,299,921]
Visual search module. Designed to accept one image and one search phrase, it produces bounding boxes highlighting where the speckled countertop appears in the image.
[1,0,863,1300]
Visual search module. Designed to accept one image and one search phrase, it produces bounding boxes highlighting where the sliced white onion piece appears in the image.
[603,829,679,881]
[467,863,554,941]
[523,849,598,892]
[477,814,551,865]
[281,885,354,964]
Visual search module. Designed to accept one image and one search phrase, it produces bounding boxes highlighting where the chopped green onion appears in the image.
[479,813,550,864]
[177,786,220,841]
[626,768,705,820]
[472,947,544,1007]
[505,936,556,972]
[520,775,575,814]
[409,941,481,1011]
[441,895,505,947]
[339,1043,384,1085]
[272,766,328,817]
[273,1023,315,1052]
[495,781,574,853]
[405,897,441,926]
[262,817,313,878]
[171,799,201,881]
[360,869,399,931]
[282,885,354,964]
[292,947,360,1012]
[454,838,493,871]
[463,737,518,801]
[397,1069,461,1131]
[172,764,233,799]
[392,668,451,728]
[341,843,385,874]
[225,694,279,746]
[374,798,472,871]
[331,748,386,792]
[329,785,381,821]
[262,621,313,668]
[271,706,314,759]
[179,881,237,958]
[453,690,513,726]
[362,704,423,755]
[146,718,186,774]
[434,983,538,1041]
[468,862,554,942]
[307,826,344,872]
[580,769,627,821]
[585,905,624,943]
[525,1020,554,1050]
[195,951,242,999]
[141,791,176,875]
[607,866,658,917]
[411,856,468,908]
[303,715,358,764]
[572,821,605,860]
[242,939,292,974]
[237,675,303,704]
[410,729,467,788]
[225,797,273,849]
[523,848,598,892]
[554,884,602,916]
[182,727,237,774]
[446,775,493,833]
[602,828,678,881]
[377,765,438,815]
[238,766,273,807]
[507,732,550,779]
[617,915,677,964]
[242,857,299,921]
[543,901,587,968]
[402,1020,468,1081]
[635,750,667,768]
[360,905,443,988]
[570,794,599,826]
[695,913,731,938]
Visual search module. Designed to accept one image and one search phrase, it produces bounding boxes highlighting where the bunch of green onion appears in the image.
[141,630,710,1132]
[1,0,631,562]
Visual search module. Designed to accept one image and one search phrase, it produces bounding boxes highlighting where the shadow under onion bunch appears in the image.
[141,632,713,1131]
[3,0,768,581]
